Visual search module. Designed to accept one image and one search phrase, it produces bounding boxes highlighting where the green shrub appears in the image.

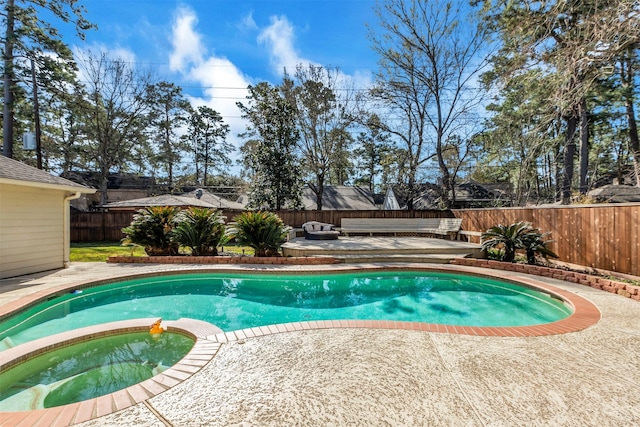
[481,222,531,263]
[228,211,289,257]
[121,206,181,256]
[481,221,558,265]
[172,208,229,256]
[521,228,559,265]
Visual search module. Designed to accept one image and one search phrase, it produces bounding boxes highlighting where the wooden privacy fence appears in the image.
[453,203,640,276]
[70,209,451,243]
[71,204,639,275]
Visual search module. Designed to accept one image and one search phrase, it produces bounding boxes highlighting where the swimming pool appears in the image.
[0,330,194,411]
[0,270,572,349]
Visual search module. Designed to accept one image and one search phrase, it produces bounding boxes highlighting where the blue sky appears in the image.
[75,1,378,116]
[63,0,381,172]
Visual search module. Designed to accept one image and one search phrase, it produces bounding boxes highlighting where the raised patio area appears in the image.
[281,236,484,263]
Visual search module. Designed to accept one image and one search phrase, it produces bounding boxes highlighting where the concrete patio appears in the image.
[1,262,639,426]
[282,236,484,262]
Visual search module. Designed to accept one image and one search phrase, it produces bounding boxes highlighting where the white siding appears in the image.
[0,184,66,278]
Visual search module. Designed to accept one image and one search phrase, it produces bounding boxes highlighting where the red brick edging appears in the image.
[451,258,640,302]
[107,255,339,265]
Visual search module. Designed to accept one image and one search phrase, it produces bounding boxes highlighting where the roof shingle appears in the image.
[0,155,91,190]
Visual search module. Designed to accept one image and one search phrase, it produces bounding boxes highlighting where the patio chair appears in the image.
[302,221,340,240]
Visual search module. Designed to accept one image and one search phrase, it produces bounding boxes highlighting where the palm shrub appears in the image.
[481,221,559,264]
[481,221,532,263]
[172,207,229,256]
[521,228,559,265]
[228,211,289,257]
[121,206,181,256]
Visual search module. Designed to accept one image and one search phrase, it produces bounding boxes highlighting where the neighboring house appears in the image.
[391,181,511,209]
[104,189,245,211]
[0,156,96,279]
[182,189,246,210]
[382,187,401,210]
[61,171,156,209]
[587,184,640,203]
[235,186,378,210]
[301,186,378,210]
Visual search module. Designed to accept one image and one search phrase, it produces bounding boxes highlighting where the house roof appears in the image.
[302,186,377,210]
[0,156,95,193]
[104,190,245,210]
[182,189,246,210]
[587,184,640,203]
[391,181,509,209]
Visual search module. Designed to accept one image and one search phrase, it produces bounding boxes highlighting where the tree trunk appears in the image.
[578,98,590,194]
[2,0,15,158]
[315,175,324,211]
[561,111,578,204]
[624,75,640,187]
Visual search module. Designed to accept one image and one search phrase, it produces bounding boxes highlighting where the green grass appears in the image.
[70,242,146,262]
[70,242,254,262]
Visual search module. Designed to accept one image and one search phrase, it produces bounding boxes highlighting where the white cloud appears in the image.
[238,12,258,31]
[169,6,205,73]
[258,15,317,75]
[168,6,253,173]
[74,44,137,64]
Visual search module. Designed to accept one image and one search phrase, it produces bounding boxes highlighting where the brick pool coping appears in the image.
[107,255,340,265]
[0,264,602,426]
[0,318,222,427]
[450,258,640,302]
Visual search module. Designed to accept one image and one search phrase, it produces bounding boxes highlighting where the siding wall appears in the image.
[0,184,66,279]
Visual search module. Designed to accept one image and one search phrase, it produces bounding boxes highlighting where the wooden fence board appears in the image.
[453,204,639,276]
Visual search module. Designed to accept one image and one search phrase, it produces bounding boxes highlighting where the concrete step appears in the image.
[334,253,473,264]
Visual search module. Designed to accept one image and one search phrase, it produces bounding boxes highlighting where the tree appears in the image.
[145,81,190,186]
[237,82,303,210]
[619,47,640,186]
[478,0,640,201]
[369,0,490,209]
[476,69,562,204]
[282,64,357,210]
[183,105,232,186]
[78,51,152,205]
[353,114,392,192]
[39,81,89,173]
[2,0,93,158]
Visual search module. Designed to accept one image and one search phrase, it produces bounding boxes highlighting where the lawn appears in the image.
[70,242,146,262]
[70,242,254,262]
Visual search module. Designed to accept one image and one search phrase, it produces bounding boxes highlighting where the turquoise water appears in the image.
[0,332,194,411]
[0,271,572,349]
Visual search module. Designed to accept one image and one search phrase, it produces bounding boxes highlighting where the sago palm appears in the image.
[481,221,531,263]
[521,229,559,265]
[121,206,181,256]
[228,211,289,257]
[172,208,229,256]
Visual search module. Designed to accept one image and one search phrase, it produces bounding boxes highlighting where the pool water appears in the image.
[0,331,194,411]
[0,271,572,349]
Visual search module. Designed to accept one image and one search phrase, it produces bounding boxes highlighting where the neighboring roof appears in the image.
[182,189,246,210]
[104,190,245,210]
[61,171,154,190]
[0,155,95,193]
[391,181,509,209]
[383,187,401,210]
[302,186,377,210]
[587,184,640,203]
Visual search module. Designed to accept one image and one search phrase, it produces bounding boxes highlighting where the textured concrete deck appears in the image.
[1,262,639,426]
